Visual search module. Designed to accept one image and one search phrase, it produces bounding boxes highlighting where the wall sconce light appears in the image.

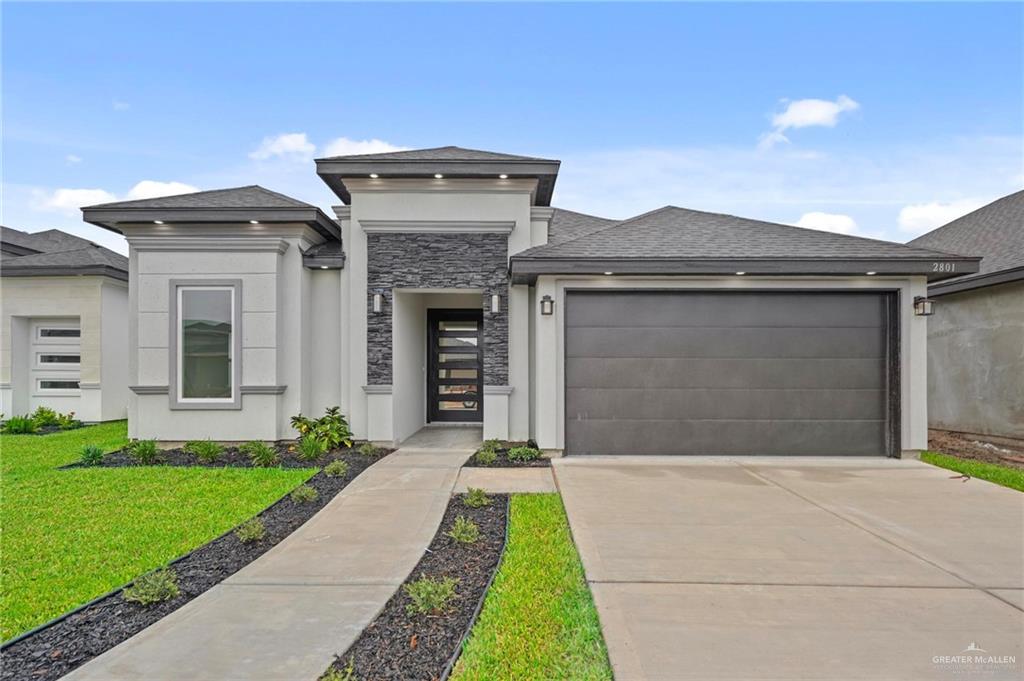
[489,294,501,314]
[372,290,384,314]
[540,294,554,316]
[913,296,935,316]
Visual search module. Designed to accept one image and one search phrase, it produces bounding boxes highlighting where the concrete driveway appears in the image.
[552,457,1023,680]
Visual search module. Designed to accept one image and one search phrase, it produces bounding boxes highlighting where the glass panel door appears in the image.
[427,309,483,422]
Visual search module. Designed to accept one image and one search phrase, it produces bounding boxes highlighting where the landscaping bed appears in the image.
[64,442,393,469]
[321,492,508,680]
[928,429,1024,471]
[463,440,550,468]
[0,451,377,681]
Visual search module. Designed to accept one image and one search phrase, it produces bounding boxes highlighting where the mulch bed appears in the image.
[929,429,1024,471]
[63,442,393,469]
[322,493,509,681]
[0,451,378,681]
[463,442,550,468]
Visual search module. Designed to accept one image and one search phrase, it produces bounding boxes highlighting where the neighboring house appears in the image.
[1,226,130,421]
[82,147,978,456]
[908,190,1024,439]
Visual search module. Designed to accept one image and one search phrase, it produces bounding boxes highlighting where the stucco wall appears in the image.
[927,281,1024,438]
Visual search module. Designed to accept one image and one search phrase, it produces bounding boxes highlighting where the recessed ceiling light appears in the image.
[866,271,877,275]
[154,220,164,225]
[499,174,508,179]
[320,265,328,270]
[369,173,379,179]
[249,220,259,225]
[736,271,746,275]
[434,173,444,179]
[604,271,614,276]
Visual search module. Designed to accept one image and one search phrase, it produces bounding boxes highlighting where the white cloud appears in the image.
[65,154,82,165]
[249,133,316,161]
[125,180,199,200]
[37,188,117,216]
[112,100,130,111]
[760,95,860,149]
[320,137,408,158]
[795,211,858,234]
[897,198,986,235]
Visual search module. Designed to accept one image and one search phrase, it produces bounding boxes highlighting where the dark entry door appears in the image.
[428,309,484,423]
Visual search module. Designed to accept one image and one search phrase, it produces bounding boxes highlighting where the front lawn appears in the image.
[0,422,313,640]
[921,451,1024,492]
[450,493,612,681]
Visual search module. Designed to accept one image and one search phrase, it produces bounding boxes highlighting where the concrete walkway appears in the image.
[65,427,480,681]
[553,457,1024,680]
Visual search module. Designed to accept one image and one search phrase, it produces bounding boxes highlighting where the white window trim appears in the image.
[36,352,82,370]
[34,323,81,343]
[35,378,81,395]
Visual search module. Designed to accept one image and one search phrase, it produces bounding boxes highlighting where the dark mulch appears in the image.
[463,442,550,468]
[929,429,1024,471]
[63,442,393,470]
[0,452,378,681]
[323,493,509,681]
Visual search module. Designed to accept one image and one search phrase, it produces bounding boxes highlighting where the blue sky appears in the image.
[4,2,1022,254]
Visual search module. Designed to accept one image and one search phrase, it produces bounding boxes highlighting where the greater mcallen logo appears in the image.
[932,642,1017,675]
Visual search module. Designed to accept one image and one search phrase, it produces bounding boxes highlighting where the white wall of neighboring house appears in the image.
[0,276,128,422]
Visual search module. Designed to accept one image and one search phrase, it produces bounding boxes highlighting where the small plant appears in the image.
[507,445,541,462]
[241,441,279,467]
[474,447,497,465]
[324,459,349,477]
[290,406,353,450]
[297,435,327,462]
[357,442,380,457]
[290,484,319,503]
[126,438,161,465]
[55,411,81,430]
[122,567,180,606]
[481,438,502,451]
[320,658,357,681]
[463,487,491,508]
[184,439,224,463]
[80,444,105,466]
[446,515,480,544]
[2,415,37,434]
[404,575,459,616]
[31,406,60,427]
[234,518,266,543]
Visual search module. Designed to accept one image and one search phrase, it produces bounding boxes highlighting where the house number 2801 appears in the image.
[932,262,956,273]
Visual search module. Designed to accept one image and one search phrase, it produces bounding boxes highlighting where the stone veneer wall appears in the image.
[366,233,509,385]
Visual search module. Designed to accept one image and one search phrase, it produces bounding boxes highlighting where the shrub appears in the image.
[321,658,357,681]
[31,406,60,427]
[80,444,105,466]
[481,438,502,452]
[123,567,180,606]
[357,442,381,457]
[474,447,497,465]
[184,439,224,463]
[126,439,161,465]
[55,411,81,430]
[241,441,279,468]
[446,515,480,544]
[290,406,353,450]
[404,575,458,616]
[290,484,319,503]
[463,487,491,508]
[297,435,326,462]
[507,446,541,462]
[324,459,349,477]
[234,518,266,543]
[2,415,37,434]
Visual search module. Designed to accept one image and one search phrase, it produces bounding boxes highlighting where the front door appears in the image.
[427,309,484,423]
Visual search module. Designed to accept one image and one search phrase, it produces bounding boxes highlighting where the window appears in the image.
[37,326,80,340]
[177,286,234,402]
[38,379,80,391]
[38,353,81,366]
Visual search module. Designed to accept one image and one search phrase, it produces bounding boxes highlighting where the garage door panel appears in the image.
[566,292,884,329]
[566,387,886,421]
[566,326,885,359]
[566,357,886,390]
[566,418,887,456]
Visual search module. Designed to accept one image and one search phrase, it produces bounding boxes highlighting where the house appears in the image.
[1,226,129,421]
[81,146,978,456]
[907,190,1024,439]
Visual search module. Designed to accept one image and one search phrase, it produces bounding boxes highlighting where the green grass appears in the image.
[0,421,314,640]
[921,451,1024,492]
[450,494,612,681]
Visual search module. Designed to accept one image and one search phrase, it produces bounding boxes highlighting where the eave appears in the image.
[82,206,341,242]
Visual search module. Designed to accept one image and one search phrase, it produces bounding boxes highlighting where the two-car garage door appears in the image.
[565,291,894,456]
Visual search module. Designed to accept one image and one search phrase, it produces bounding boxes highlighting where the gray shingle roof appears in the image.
[518,206,955,260]
[317,145,553,162]
[907,190,1024,292]
[84,185,312,210]
[1,226,128,279]
[547,208,617,245]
